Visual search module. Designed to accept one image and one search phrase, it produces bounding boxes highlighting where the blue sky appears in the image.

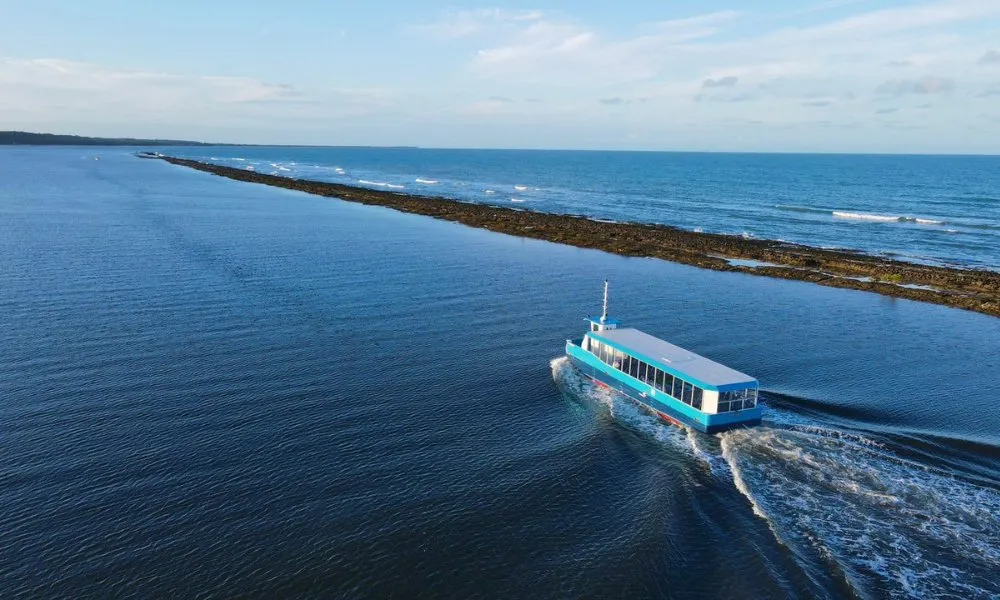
[2,0,999,152]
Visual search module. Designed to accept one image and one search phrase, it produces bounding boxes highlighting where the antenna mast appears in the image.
[601,280,609,323]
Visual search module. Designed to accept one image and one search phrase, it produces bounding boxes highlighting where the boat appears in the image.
[565,281,761,433]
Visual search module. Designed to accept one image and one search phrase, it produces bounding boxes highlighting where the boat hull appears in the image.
[566,342,761,434]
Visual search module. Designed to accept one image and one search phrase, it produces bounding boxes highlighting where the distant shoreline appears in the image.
[0,131,219,147]
[144,153,1000,318]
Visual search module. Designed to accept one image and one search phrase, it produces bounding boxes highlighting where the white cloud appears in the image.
[416,9,544,39]
[3,1,1000,151]
[0,57,397,126]
[0,58,304,109]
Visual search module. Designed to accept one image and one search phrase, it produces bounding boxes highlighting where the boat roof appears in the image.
[589,327,757,390]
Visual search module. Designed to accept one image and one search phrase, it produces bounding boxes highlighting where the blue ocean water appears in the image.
[170,146,1000,270]
[2,147,999,599]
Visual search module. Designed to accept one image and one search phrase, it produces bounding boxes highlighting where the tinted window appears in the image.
[654,369,664,390]
[683,382,693,404]
[637,361,646,381]
[692,387,703,410]
[663,373,674,396]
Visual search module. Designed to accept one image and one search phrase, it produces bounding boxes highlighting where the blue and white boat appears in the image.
[566,282,761,433]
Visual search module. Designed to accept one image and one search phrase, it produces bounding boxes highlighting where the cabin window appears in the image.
[683,382,693,405]
[613,350,623,370]
[646,366,656,386]
[600,344,609,364]
[654,369,664,390]
[671,377,681,399]
[662,373,674,396]
[628,357,639,379]
[637,361,646,382]
[717,389,757,412]
[693,387,703,410]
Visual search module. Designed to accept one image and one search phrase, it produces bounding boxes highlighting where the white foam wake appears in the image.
[549,357,714,463]
[720,425,1000,599]
[552,356,999,598]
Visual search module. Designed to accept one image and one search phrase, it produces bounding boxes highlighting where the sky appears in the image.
[1,0,999,152]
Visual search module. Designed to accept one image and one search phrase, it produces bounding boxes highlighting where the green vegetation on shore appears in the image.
[148,153,1000,318]
[0,131,217,146]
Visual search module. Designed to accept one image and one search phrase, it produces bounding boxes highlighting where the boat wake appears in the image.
[721,422,1000,599]
[550,357,694,454]
[550,356,1000,599]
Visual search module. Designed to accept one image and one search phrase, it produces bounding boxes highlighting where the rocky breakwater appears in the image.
[144,153,1000,318]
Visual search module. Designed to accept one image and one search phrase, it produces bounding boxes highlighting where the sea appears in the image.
[170,146,1000,271]
[1,146,999,599]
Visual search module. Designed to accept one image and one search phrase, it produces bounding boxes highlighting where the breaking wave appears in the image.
[833,211,945,225]
[777,206,950,226]
[514,185,528,191]
[415,178,438,184]
[510,198,525,203]
[551,356,1000,599]
[358,179,404,189]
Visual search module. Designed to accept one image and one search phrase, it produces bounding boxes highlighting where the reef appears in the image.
[145,154,1000,318]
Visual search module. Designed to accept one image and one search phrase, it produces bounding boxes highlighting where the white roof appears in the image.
[592,327,756,388]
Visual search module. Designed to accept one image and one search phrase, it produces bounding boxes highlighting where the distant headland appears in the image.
[0,131,220,146]
[144,153,1000,319]
[0,131,419,149]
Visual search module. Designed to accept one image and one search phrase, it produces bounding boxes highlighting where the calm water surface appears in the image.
[1,148,999,599]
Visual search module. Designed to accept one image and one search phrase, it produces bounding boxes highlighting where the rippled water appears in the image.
[2,148,999,599]
[168,146,1000,270]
